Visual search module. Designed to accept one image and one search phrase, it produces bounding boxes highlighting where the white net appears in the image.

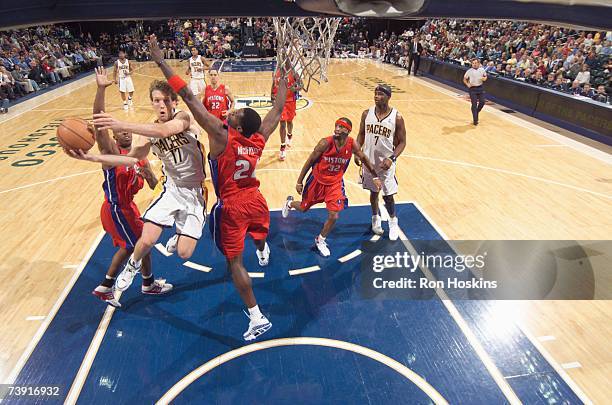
[273,17,341,92]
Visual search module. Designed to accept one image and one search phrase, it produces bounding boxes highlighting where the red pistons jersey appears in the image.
[203,84,230,120]
[312,136,354,185]
[102,148,146,206]
[272,70,297,102]
[209,125,265,201]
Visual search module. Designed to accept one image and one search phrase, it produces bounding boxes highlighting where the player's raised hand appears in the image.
[95,67,114,88]
[93,112,126,132]
[148,34,164,63]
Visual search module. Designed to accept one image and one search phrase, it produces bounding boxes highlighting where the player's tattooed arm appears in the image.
[260,76,288,140]
[296,138,328,194]
[148,35,226,150]
[93,67,119,158]
[354,109,368,166]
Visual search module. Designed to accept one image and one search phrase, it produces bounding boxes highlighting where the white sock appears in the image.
[95,285,112,293]
[129,255,142,268]
[248,305,262,318]
[317,234,326,241]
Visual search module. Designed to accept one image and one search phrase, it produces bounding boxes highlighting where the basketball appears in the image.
[57,117,95,151]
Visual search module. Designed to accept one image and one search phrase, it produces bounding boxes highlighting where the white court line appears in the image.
[183,261,212,273]
[62,264,80,269]
[537,335,557,342]
[0,169,99,195]
[402,154,612,200]
[288,265,321,276]
[534,144,568,148]
[370,235,381,241]
[64,290,122,404]
[561,362,582,370]
[338,249,362,263]
[157,337,449,404]
[411,202,593,404]
[397,227,521,404]
[25,316,46,321]
[248,272,265,278]
[5,230,106,384]
[155,243,172,257]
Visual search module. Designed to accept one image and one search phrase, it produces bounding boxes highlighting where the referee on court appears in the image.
[463,58,488,125]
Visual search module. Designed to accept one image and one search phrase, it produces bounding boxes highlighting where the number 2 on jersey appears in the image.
[234,159,256,180]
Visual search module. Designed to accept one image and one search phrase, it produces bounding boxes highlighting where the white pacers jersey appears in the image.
[117,59,130,79]
[189,56,205,79]
[150,111,206,188]
[363,106,397,166]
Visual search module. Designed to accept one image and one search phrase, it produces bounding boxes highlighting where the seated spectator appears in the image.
[41,58,61,84]
[574,64,591,84]
[553,76,568,92]
[484,61,497,73]
[11,64,38,93]
[580,83,594,98]
[568,80,582,95]
[592,84,610,103]
[544,72,556,87]
[0,66,26,98]
[28,60,48,87]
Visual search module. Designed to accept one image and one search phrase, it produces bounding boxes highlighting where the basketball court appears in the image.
[0,56,610,403]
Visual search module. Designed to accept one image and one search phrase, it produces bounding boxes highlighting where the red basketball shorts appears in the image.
[209,191,270,258]
[100,201,143,250]
[300,175,348,212]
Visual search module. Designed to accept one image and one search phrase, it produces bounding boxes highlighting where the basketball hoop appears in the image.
[273,17,341,92]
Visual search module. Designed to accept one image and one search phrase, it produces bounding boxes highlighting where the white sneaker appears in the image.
[389,217,400,241]
[282,196,293,218]
[142,279,173,295]
[256,242,270,266]
[372,215,384,235]
[315,236,331,257]
[123,103,128,111]
[279,148,286,161]
[165,234,179,254]
[243,314,272,341]
[115,258,141,292]
[286,135,293,147]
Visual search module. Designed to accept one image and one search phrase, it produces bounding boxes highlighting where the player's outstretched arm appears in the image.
[353,139,382,191]
[259,76,288,140]
[66,136,151,167]
[112,60,118,84]
[93,67,119,157]
[92,111,190,138]
[148,35,226,147]
[295,138,328,193]
[354,109,368,166]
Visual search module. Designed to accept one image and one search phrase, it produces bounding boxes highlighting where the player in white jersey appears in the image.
[185,48,208,96]
[356,84,406,240]
[75,80,208,297]
[113,50,135,111]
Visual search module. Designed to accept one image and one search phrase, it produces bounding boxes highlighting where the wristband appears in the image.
[372,177,379,180]
[168,75,187,93]
[297,182,303,185]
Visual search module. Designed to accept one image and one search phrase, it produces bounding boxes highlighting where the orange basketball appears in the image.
[57,117,95,151]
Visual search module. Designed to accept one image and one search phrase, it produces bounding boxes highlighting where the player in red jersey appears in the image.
[271,67,302,161]
[148,34,289,340]
[202,69,234,121]
[76,68,159,307]
[281,118,381,257]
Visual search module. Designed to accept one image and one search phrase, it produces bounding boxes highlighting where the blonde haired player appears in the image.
[186,47,208,96]
[113,50,135,111]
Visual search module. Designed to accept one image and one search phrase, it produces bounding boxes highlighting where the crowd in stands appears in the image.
[351,19,611,104]
[1,18,610,113]
[0,25,102,113]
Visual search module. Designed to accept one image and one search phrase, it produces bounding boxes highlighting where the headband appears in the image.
[335,119,352,132]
